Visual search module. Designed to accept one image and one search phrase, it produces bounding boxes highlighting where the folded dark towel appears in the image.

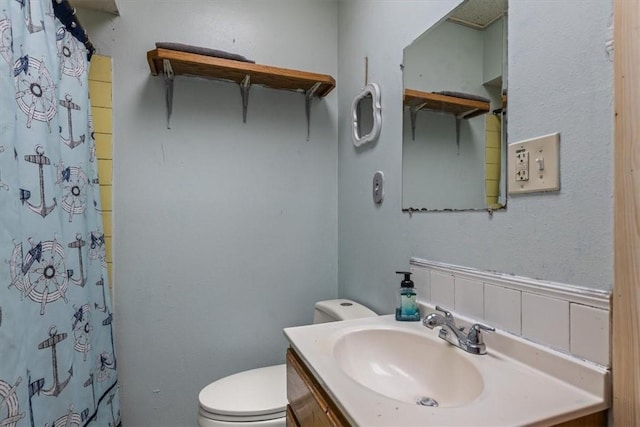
[434,91,490,103]
[155,42,255,63]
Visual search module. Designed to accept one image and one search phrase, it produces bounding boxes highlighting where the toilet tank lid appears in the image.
[199,364,286,418]
[314,299,377,320]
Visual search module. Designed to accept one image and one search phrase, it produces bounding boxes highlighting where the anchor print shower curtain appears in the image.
[0,0,120,425]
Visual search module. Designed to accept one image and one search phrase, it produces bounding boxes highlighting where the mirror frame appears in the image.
[351,83,382,147]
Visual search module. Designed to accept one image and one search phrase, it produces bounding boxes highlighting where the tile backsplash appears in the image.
[484,284,522,333]
[410,258,611,367]
[522,293,570,351]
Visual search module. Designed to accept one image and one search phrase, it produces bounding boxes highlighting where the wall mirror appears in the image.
[352,83,382,147]
[402,0,508,211]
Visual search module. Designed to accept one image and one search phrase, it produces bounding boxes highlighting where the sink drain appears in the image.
[416,396,439,407]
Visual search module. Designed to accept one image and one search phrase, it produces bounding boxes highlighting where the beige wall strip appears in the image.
[613,0,640,423]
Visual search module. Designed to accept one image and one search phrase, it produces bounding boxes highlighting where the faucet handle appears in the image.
[467,323,495,345]
[434,305,454,322]
[465,323,495,355]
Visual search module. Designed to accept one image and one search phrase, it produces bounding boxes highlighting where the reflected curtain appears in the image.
[0,0,120,425]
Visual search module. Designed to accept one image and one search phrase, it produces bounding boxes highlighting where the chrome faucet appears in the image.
[423,306,495,355]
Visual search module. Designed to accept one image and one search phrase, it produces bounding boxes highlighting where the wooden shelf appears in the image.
[147,48,335,97]
[404,88,490,119]
[147,48,335,138]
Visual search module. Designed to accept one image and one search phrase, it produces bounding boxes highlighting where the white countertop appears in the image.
[284,315,609,427]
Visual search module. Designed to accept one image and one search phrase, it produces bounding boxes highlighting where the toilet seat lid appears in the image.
[199,364,286,420]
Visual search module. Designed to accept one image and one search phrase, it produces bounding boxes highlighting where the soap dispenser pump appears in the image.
[395,271,420,321]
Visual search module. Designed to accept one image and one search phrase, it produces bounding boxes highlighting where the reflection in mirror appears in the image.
[402,0,507,212]
[352,83,382,147]
[357,94,374,139]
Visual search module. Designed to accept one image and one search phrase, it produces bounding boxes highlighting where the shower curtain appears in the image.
[0,1,120,425]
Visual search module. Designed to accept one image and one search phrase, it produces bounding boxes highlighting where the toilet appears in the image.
[197,299,377,427]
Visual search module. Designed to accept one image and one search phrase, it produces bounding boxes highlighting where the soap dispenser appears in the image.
[395,271,420,321]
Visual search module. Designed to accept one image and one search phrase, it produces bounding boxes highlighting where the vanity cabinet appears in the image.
[286,347,606,427]
[553,413,606,427]
[286,348,348,427]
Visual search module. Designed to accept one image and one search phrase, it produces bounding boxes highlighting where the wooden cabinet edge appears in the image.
[551,410,607,427]
[286,348,350,427]
[286,405,301,427]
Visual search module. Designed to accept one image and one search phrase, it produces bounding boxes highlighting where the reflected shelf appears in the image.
[403,88,490,119]
[403,88,491,144]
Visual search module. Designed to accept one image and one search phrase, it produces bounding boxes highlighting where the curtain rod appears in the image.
[51,0,96,61]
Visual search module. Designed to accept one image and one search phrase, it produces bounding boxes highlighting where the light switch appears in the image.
[508,133,560,194]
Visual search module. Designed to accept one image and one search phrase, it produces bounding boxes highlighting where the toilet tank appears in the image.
[313,299,377,324]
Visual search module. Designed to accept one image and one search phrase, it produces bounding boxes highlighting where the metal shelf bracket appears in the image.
[409,102,426,141]
[240,75,251,123]
[454,109,479,154]
[163,59,174,129]
[305,82,321,141]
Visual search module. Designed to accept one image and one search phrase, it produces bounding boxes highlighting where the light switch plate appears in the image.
[508,133,560,194]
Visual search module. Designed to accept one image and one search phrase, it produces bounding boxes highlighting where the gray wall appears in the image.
[337,0,613,315]
[78,0,614,425]
[80,1,338,425]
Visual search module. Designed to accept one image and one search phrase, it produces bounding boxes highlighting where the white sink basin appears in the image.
[284,315,609,426]
[332,327,483,407]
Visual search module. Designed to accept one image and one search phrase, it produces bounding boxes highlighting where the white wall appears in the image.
[80,1,338,425]
[337,0,613,314]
